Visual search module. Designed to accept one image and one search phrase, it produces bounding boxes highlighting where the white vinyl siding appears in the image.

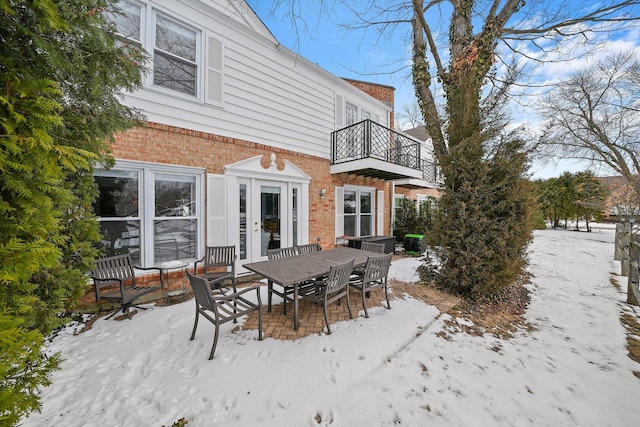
[118,0,391,160]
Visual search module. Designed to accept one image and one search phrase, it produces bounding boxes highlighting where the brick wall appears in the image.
[111,121,392,248]
[80,122,394,310]
[342,78,395,129]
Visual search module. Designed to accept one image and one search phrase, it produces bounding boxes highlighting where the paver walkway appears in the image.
[241,279,460,340]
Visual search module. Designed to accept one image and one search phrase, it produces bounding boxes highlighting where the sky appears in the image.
[21,224,640,426]
[245,1,640,180]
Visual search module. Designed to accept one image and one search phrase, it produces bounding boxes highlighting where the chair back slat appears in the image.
[360,241,385,253]
[267,246,297,260]
[363,253,392,283]
[296,243,321,254]
[204,245,236,268]
[325,258,355,294]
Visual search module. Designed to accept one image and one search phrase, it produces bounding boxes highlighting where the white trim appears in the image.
[224,155,311,183]
[335,186,344,242]
[377,190,385,235]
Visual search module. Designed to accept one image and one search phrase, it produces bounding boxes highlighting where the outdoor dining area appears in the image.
[90,242,459,360]
[184,242,393,359]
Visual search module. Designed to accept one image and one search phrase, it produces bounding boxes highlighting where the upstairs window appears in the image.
[153,15,198,96]
[108,1,220,101]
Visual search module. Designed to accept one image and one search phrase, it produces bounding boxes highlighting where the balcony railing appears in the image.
[331,120,421,170]
[420,159,444,185]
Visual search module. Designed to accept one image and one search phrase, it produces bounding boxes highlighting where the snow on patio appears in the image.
[22,226,640,426]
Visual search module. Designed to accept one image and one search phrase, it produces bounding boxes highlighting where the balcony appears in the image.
[395,158,445,189]
[330,120,424,181]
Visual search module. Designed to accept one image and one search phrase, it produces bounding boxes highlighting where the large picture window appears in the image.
[94,162,203,267]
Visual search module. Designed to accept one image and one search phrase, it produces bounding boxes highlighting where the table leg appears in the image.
[293,283,299,330]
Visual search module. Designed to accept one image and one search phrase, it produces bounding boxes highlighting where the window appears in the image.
[109,0,142,43]
[94,161,203,267]
[153,14,198,96]
[361,110,371,121]
[345,102,358,126]
[343,188,374,237]
[109,1,218,100]
[94,169,142,264]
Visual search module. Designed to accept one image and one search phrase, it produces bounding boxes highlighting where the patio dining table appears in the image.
[243,246,380,330]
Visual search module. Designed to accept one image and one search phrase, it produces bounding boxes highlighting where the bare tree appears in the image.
[395,101,424,130]
[262,0,640,298]
[538,51,640,198]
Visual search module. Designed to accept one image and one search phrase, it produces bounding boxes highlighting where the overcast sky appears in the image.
[246,1,640,179]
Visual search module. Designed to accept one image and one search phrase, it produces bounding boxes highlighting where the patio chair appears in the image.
[349,253,393,318]
[267,246,297,259]
[360,241,385,253]
[352,241,386,278]
[307,258,355,334]
[186,271,262,360]
[91,253,164,319]
[193,245,237,294]
[296,243,321,254]
[266,246,299,314]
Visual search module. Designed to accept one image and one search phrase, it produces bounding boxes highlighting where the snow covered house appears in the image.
[92,0,439,286]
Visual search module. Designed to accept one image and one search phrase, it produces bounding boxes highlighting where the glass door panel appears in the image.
[261,186,281,256]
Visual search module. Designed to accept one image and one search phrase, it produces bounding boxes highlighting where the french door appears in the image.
[238,179,302,265]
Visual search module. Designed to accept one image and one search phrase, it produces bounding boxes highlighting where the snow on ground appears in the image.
[22,226,640,426]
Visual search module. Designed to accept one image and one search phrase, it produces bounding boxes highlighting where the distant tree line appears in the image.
[534,172,607,232]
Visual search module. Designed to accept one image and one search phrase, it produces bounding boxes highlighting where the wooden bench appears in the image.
[91,254,164,319]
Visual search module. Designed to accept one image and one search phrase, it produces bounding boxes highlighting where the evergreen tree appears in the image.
[393,197,433,243]
[0,1,144,423]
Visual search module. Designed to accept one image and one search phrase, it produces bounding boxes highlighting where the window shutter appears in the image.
[335,94,343,129]
[377,190,384,235]
[206,36,223,104]
[335,186,344,240]
[207,174,226,245]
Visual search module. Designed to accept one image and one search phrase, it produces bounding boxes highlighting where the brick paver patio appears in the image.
[241,279,460,340]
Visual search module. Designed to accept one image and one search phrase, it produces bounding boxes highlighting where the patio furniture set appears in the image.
[90,241,392,360]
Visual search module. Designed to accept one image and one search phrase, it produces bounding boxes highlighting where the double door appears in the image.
[238,179,302,266]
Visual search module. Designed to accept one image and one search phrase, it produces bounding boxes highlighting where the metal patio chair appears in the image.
[91,253,164,319]
[360,241,385,253]
[307,257,355,334]
[349,253,393,318]
[266,246,299,313]
[186,271,262,360]
[194,245,237,294]
[296,243,322,254]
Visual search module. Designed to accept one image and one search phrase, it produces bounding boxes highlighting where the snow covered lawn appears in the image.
[22,227,640,426]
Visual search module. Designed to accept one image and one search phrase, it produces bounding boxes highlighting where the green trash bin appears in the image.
[403,234,425,255]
